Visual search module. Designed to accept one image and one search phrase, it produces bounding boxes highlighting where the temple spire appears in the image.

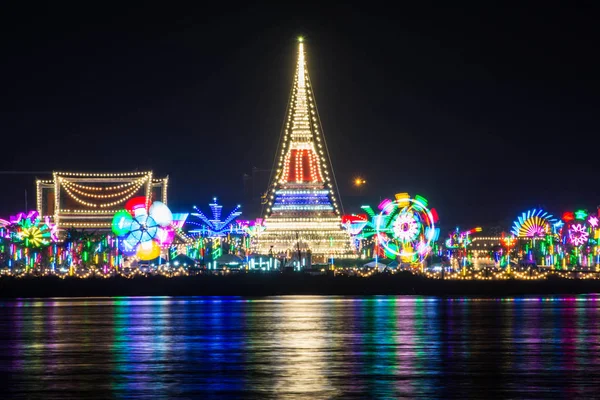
[255,38,352,261]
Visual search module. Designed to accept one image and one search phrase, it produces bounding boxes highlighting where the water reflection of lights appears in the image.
[270,297,339,398]
[3,296,600,398]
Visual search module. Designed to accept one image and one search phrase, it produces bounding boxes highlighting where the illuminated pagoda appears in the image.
[36,171,168,232]
[256,37,352,261]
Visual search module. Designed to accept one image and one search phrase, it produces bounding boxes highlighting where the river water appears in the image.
[1,295,599,399]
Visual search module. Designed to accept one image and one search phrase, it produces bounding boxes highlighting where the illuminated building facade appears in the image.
[36,171,168,231]
[256,38,351,261]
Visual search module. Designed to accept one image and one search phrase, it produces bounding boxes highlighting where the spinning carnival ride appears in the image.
[347,193,439,264]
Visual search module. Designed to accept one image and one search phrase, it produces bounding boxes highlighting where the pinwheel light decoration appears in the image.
[9,211,58,248]
[111,197,174,260]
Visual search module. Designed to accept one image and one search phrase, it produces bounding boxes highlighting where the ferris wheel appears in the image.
[374,193,439,263]
[511,208,556,238]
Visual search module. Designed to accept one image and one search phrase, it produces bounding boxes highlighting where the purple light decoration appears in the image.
[9,210,39,225]
[378,198,392,213]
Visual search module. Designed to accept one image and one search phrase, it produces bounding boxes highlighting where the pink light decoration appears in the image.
[155,227,175,246]
[589,216,599,228]
[44,216,59,242]
[569,223,589,246]
[378,198,392,213]
[417,241,429,255]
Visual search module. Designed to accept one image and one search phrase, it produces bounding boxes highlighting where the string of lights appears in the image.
[256,37,351,259]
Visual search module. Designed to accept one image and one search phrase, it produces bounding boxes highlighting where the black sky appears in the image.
[0,3,598,231]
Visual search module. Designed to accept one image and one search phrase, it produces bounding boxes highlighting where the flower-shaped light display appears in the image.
[393,212,420,242]
[111,197,174,260]
[569,223,589,247]
[9,211,58,248]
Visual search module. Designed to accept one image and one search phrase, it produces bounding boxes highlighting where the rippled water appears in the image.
[1,296,600,399]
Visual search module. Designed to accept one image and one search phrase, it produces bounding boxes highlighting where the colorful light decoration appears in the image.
[393,212,420,242]
[445,227,482,249]
[511,209,556,238]
[374,193,439,262]
[569,223,589,246]
[111,197,174,260]
[239,219,266,237]
[188,198,242,238]
[575,209,588,221]
[255,38,351,259]
[560,209,594,249]
[8,211,58,248]
[500,233,517,250]
[341,214,368,236]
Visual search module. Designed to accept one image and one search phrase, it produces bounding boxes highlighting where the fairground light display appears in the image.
[3,197,600,279]
[2,38,600,279]
[344,193,439,265]
[185,198,251,268]
[444,226,482,268]
[0,211,58,270]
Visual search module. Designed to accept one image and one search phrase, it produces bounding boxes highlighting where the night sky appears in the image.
[1,3,598,232]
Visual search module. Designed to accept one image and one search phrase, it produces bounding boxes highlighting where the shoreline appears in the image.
[2,272,600,298]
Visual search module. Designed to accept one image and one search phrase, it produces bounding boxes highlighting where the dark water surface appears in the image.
[1,296,600,399]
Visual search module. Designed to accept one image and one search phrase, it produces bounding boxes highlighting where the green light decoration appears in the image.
[111,210,133,236]
[575,209,588,221]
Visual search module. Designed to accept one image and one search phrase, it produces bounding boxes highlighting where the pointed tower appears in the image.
[256,37,351,262]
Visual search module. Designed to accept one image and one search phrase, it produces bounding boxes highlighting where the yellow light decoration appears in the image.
[38,171,168,231]
[62,180,143,199]
[136,241,161,261]
[64,175,148,191]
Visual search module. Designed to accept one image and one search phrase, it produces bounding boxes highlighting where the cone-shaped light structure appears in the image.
[256,38,352,262]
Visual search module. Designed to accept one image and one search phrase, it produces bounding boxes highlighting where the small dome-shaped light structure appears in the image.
[149,201,173,227]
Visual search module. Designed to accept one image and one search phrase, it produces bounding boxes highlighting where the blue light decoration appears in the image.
[187,198,243,238]
[270,190,334,212]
